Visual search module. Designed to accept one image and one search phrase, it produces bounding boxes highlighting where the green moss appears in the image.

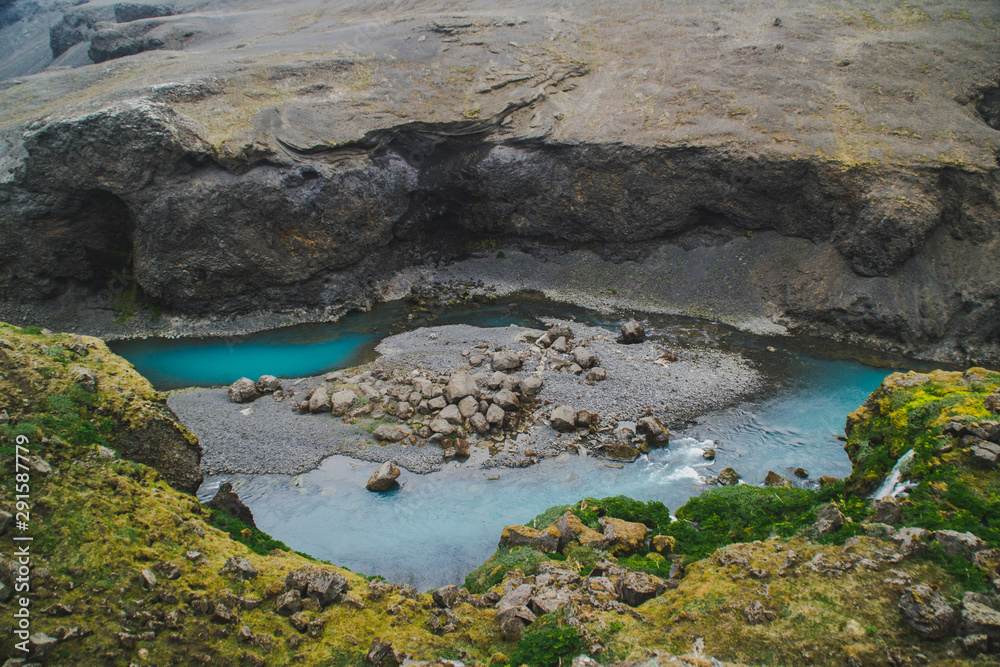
[205,508,292,556]
[507,611,583,667]
[464,546,551,593]
[665,486,824,559]
[570,495,673,534]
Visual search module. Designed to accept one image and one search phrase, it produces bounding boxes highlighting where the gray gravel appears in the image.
[170,320,763,476]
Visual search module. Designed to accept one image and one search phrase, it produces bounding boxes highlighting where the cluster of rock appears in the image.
[201,558,359,655]
[942,417,1000,468]
[899,587,1000,656]
[593,415,671,462]
[482,510,684,643]
[228,375,282,403]
[805,497,1000,656]
[534,324,607,382]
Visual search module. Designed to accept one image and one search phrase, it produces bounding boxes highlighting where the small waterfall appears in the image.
[871,449,916,500]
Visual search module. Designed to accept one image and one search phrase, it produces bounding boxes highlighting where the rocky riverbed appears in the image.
[169,320,761,476]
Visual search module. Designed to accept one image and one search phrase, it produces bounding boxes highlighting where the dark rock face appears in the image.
[2,0,999,368]
[114,4,175,24]
[206,482,256,528]
[114,405,203,494]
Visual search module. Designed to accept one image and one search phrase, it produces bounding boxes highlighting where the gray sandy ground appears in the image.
[169,320,761,476]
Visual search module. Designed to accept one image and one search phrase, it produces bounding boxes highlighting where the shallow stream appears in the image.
[111,294,928,590]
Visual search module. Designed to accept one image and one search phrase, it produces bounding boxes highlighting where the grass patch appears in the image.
[205,509,292,556]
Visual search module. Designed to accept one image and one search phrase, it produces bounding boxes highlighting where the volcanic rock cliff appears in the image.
[0,0,998,364]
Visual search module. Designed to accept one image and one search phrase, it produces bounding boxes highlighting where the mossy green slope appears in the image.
[0,323,505,665]
[3,320,1000,666]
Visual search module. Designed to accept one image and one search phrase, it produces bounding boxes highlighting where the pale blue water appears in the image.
[115,294,926,590]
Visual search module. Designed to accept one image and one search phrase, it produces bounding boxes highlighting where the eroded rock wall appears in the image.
[2,99,998,363]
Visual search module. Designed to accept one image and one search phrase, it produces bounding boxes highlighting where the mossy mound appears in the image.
[844,369,1000,542]
[0,323,505,665]
[0,322,202,492]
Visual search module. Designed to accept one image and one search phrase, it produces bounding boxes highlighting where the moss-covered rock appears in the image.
[0,323,202,492]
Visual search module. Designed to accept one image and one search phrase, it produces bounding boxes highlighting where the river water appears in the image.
[110,294,925,590]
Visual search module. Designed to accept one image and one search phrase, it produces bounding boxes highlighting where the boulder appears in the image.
[439,404,463,423]
[935,530,987,560]
[458,396,479,418]
[428,396,447,411]
[72,366,98,393]
[454,438,471,458]
[26,632,58,660]
[600,517,649,556]
[493,389,520,412]
[635,416,669,447]
[432,584,463,608]
[492,350,522,372]
[763,471,792,488]
[206,481,256,528]
[573,347,598,369]
[585,576,619,603]
[961,600,1000,651]
[585,367,607,382]
[367,638,402,667]
[486,404,505,425]
[366,461,401,492]
[275,589,303,616]
[222,557,258,581]
[499,525,559,553]
[373,424,407,442]
[487,372,507,389]
[496,604,536,642]
[469,412,490,434]
[575,410,598,428]
[619,319,645,344]
[716,467,741,486]
[815,504,844,536]
[330,389,356,416]
[309,387,331,413]
[552,511,606,551]
[256,375,281,393]
[444,372,477,403]
[874,496,902,524]
[651,535,675,555]
[519,376,543,397]
[429,419,456,435]
[229,377,260,403]
[550,336,569,353]
[394,401,413,419]
[537,325,574,348]
[965,634,990,657]
[985,392,1000,414]
[139,569,157,591]
[972,441,1000,468]
[550,405,577,432]
[595,443,641,462]
[616,570,666,606]
[793,467,809,478]
[892,526,931,556]
[529,587,572,615]
[285,567,349,607]
[899,584,956,640]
